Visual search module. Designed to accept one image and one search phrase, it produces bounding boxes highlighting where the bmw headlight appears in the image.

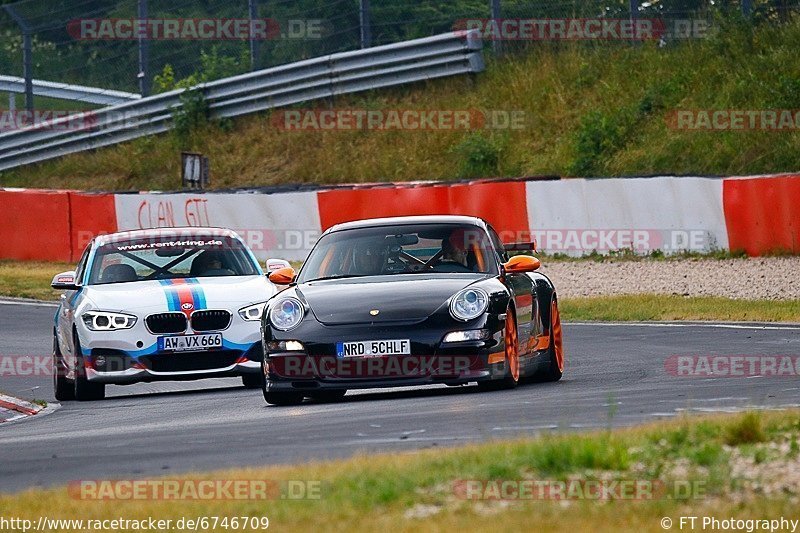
[82,311,137,331]
[450,288,489,322]
[269,298,305,331]
[239,302,268,322]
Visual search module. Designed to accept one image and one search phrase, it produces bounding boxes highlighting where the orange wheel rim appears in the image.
[551,300,564,372]
[505,312,519,381]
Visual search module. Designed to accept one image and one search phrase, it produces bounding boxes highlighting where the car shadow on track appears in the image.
[65,379,563,406]
[273,380,564,407]
[82,385,249,404]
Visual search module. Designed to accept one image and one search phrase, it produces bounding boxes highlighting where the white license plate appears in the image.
[336,339,411,358]
[158,333,223,352]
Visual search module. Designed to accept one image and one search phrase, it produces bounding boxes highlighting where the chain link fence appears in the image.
[1,0,799,108]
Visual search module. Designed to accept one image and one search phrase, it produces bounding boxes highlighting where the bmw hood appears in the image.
[82,276,276,314]
[296,274,488,325]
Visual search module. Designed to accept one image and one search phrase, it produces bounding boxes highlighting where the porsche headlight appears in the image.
[82,311,137,331]
[443,329,491,343]
[269,298,305,331]
[450,288,489,322]
[239,302,268,322]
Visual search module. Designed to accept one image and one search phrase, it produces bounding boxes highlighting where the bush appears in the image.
[172,89,209,147]
[725,412,767,446]
[569,109,632,176]
[452,132,502,178]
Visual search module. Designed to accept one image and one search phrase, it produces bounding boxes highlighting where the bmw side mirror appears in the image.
[51,271,80,291]
[265,259,291,274]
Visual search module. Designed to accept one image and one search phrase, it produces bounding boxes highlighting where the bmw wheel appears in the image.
[72,331,105,401]
[53,334,74,402]
[241,373,262,389]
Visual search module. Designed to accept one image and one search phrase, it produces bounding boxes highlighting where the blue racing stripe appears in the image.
[124,343,159,358]
[68,288,82,307]
[223,339,255,351]
[159,280,181,312]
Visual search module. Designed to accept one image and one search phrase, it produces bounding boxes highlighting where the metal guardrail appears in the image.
[0,75,141,106]
[0,31,483,172]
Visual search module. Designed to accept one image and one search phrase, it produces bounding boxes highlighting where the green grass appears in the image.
[1,411,798,532]
[0,260,301,302]
[561,295,800,323]
[2,261,798,323]
[4,19,800,190]
[0,260,71,301]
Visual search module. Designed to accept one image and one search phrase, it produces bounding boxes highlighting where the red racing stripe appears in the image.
[168,279,197,318]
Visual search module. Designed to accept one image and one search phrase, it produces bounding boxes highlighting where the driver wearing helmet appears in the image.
[352,239,385,275]
[434,229,472,272]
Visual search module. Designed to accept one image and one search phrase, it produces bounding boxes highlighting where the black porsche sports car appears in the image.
[259,215,564,405]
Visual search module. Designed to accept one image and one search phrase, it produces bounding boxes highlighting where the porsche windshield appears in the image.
[87,236,260,285]
[298,224,499,282]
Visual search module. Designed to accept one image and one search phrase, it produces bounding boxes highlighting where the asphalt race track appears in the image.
[1,300,799,493]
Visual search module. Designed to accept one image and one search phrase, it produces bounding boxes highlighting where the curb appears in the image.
[0,401,60,426]
[0,297,59,307]
[0,394,44,422]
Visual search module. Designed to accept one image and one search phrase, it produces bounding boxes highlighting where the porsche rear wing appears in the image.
[504,240,537,253]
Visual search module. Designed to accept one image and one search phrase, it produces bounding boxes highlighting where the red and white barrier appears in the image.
[113,192,321,261]
[0,189,115,262]
[722,174,800,256]
[1,173,798,263]
[525,177,729,255]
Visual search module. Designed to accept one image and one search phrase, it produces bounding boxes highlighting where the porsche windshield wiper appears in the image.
[305,274,368,282]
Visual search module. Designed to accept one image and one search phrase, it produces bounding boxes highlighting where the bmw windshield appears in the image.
[297,223,499,283]
[87,236,260,285]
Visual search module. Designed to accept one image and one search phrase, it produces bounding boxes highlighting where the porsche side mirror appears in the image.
[268,267,296,285]
[51,271,79,291]
[265,258,291,273]
[502,255,541,274]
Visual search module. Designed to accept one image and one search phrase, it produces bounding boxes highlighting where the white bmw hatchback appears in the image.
[51,227,284,401]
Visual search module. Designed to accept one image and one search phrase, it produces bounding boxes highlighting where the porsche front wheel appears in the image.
[308,390,347,403]
[264,391,305,406]
[261,360,304,405]
[479,307,520,391]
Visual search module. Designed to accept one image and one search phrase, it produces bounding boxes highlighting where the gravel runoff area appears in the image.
[539,257,800,300]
